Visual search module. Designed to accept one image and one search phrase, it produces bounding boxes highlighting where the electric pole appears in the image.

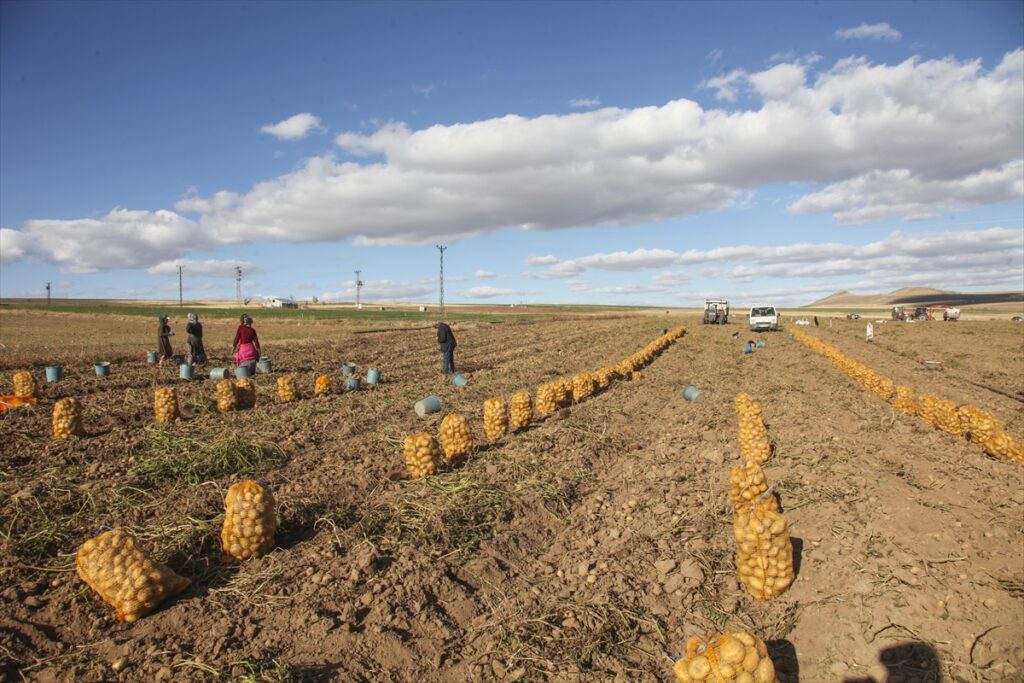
[235,266,242,305]
[436,245,447,317]
[46,282,51,305]
[177,264,183,307]
[354,270,363,308]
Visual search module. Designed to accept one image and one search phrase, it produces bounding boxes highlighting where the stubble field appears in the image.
[0,309,1022,682]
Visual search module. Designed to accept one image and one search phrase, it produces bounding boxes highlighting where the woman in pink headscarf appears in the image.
[231,314,261,372]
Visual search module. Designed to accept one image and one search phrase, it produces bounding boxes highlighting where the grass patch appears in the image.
[130,428,283,485]
[354,473,512,556]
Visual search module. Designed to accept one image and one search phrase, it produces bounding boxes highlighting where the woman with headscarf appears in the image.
[156,315,174,366]
[185,313,208,365]
[231,314,261,372]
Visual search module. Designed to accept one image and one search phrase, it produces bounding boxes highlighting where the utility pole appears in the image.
[235,266,242,305]
[177,264,183,307]
[46,282,51,305]
[354,270,363,308]
[436,245,447,317]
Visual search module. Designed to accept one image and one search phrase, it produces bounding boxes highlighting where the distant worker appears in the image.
[185,313,208,365]
[156,315,174,366]
[232,314,261,372]
[433,321,457,375]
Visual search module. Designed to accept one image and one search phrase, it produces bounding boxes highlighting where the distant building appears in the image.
[262,296,299,309]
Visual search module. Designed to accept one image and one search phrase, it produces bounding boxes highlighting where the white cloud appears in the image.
[708,49,724,64]
[412,84,436,97]
[570,97,601,108]
[4,50,1022,272]
[260,113,325,140]
[834,22,902,41]
[0,228,30,265]
[525,254,560,266]
[147,259,263,277]
[459,286,522,299]
[703,69,747,101]
[474,269,497,279]
[320,278,435,302]
[3,208,216,273]
[526,227,1023,289]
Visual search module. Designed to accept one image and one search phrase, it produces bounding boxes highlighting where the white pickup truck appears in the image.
[749,305,780,331]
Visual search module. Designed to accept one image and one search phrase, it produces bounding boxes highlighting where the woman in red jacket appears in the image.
[231,314,261,371]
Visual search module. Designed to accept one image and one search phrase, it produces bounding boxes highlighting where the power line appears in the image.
[436,245,447,317]
[354,270,363,308]
[235,266,242,305]
[46,282,51,305]
[177,264,183,307]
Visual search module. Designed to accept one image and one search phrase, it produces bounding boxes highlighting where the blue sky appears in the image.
[1,0,1022,307]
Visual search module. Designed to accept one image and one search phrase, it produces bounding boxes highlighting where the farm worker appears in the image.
[185,313,208,365]
[156,315,174,366]
[433,321,457,375]
[231,314,261,372]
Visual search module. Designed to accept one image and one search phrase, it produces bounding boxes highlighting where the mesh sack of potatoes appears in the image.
[958,405,1001,445]
[672,631,779,683]
[439,413,474,463]
[509,390,533,431]
[404,431,441,479]
[53,397,84,439]
[277,375,298,403]
[893,386,918,414]
[916,393,957,431]
[735,397,771,466]
[630,370,643,381]
[983,431,1024,464]
[554,379,573,407]
[727,462,779,516]
[595,367,616,390]
[235,377,256,410]
[865,373,895,401]
[215,379,237,413]
[153,387,180,424]
[535,383,558,417]
[483,398,508,442]
[221,480,278,562]
[13,371,39,398]
[733,505,794,601]
[76,529,190,623]
[314,375,333,396]
[572,372,596,402]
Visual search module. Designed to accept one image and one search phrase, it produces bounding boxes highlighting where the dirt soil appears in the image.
[0,311,1022,682]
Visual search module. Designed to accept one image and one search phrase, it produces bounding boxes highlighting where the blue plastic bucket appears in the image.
[345,377,361,391]
[366,369,380,385]
[94,362,111,377]
[451,373,467,387]
[755,340,767,349]
[683,384,701,401]
[415,395,442,417]
[209,368,228,380]
[147,351,158,364]
[45,366,62,382]
[179,364,194,380]
[341,363,356,376]
[235,365,253,379]
[743,343,754,354]
[257,358,272,374]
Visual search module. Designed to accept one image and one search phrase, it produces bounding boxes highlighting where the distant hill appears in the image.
[808,288,1023,308]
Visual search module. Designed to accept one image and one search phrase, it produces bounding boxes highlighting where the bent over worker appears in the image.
[433,321,457,375]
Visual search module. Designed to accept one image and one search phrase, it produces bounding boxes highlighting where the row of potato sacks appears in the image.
[729,394,794,602]
[791,329,1024,464]
[404,326,689,478]
[75,480,277,622]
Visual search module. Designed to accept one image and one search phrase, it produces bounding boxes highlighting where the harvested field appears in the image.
[1,310,1022,682]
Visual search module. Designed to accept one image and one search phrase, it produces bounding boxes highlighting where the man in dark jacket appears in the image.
[433,321,457,375]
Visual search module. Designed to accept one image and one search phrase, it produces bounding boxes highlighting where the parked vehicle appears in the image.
[703,300,730,324]
[943,308,961,321]
[846,312,861,320]
[749,305,780,331]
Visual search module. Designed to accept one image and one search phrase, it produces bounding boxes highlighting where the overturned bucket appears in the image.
[45,366,63,382]
[257,358,272,374]
[94,362,111,378]
[451,373,467,387]
[755,340,767,349]
[179,364,194,380]
[341,362,356,376]
[345,377,361,391]
[415,395,442,417]
[366,369,381,385]
[147,351,158,364]
[682,384,701,401]
[209,368,229,380]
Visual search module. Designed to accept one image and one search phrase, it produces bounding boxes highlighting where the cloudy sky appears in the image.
[1,1,1021,306]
